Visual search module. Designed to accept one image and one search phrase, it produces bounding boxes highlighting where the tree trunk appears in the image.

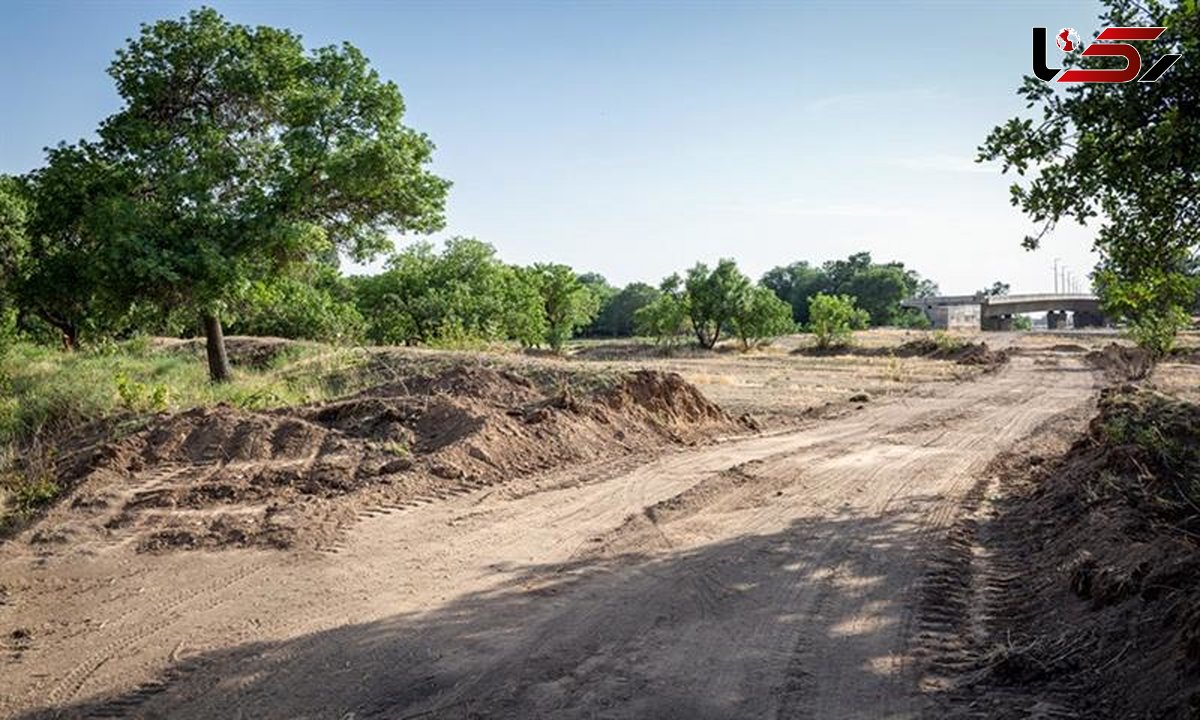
[202,311,233,383]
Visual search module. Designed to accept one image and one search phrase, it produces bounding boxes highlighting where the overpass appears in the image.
[902,293,1107,330]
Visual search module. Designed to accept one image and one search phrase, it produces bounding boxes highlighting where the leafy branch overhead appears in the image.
[979,0,1199,354]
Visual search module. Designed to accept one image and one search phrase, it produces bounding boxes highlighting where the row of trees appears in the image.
[759,252,937,327]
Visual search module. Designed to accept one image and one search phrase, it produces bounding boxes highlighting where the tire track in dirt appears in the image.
[1,354,1097,719]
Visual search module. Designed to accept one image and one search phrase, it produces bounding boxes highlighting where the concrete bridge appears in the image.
[902,293,1107,330]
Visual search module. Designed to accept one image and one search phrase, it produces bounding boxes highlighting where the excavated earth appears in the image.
[919,385,1200,719]
[17,366,741,554]
[3,345,1195,719]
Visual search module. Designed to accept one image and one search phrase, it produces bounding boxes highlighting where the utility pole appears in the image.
[1053,258,1060,293]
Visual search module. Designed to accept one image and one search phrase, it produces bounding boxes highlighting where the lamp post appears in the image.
[1053,258,1061,293]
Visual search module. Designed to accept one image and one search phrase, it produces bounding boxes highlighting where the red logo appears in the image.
[1032,26,1181,83]
[1056,28,1079,52]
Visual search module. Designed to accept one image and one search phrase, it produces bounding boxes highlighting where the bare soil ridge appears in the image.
[18,366,742,553]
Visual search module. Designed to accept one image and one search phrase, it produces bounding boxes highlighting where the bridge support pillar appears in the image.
[982,315,1013,331]
[1074,310,1106,328]
[1046,310,1069,330]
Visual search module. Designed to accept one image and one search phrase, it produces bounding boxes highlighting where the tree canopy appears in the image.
[979,0,1199,354]
[26,8,450,377]
[762,253,937,326]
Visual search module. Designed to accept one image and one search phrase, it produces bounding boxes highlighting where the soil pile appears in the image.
[896,339,1010,368]
[1085,342,1153,382]
[934,388,1200,718]
[794,339,1009,369]
[21,366,743,553]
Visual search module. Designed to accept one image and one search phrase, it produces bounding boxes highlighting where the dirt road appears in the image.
[1,353,1095,719]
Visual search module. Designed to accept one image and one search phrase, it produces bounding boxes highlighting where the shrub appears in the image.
[634,275,689,350]
[895,308,932,330]
[808,293,869,349]
[731,285,795,350]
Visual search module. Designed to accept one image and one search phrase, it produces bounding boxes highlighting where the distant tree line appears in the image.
[759,251,937,327]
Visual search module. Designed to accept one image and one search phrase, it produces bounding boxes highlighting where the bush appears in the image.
[731,285,795,350]
[634,275,689,349]
[895,308,932,330]
[808,293,869,349]
[1012,315,1033,331]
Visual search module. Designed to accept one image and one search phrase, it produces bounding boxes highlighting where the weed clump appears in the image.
[1092,387,1200,525]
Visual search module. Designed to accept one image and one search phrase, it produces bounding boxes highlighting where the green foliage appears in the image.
[0,340,359,448]
[23,8,449,378]
[589,282,660,337]
[808,293,868,349]
[932,330,965,354]
[114,372,170,413]
[10,145,128,349]
[1096,264,1195,357]
[0,176,31,316]
[354,238,546,348]
[980,281,1011,297]
[228,266,364,343]
[685,259,752,349]
[576,273,618,336]
[895,308,932,330]
[1098,389,1200,518]
[1012,315,1033,331]
[979,0,1199,354]
[530,264,601,352]
[730,285,795,350]
[634,275,689,348]
[762,253,937,326]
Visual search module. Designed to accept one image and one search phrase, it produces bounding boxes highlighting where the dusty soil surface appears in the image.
[919,386,1200,719]
[568,340,985,428]
[0,347,1099,719]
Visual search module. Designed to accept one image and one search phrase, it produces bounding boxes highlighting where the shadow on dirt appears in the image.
[17,504,955,720]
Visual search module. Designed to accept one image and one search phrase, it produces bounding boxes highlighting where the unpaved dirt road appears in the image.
[1,353,1095,719]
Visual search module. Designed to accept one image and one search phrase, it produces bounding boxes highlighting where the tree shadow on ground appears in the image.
[20,498,958,720]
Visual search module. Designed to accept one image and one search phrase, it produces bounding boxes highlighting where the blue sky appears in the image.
[0,0,1104,293]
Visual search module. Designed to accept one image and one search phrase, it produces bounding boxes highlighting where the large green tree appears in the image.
[56,8,448,379]
[684,259,752,349]
[10,144,133,349]
[979,0,1199,355]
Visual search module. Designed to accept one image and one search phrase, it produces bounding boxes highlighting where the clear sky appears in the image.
[0,0,1105,294]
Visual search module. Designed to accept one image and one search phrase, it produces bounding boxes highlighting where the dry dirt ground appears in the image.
[0,335,1117,718]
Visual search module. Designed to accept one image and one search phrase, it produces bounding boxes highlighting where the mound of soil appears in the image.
[23,366,744,553]
[1085,342,1153,382]
[794,339,1009,369]
[933,388,1200,718]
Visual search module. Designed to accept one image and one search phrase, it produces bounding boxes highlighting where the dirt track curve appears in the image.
[0,353,1096,719]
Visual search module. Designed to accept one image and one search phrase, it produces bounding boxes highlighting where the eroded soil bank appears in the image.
[16,365,743,554]
[918,382,1200,719]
